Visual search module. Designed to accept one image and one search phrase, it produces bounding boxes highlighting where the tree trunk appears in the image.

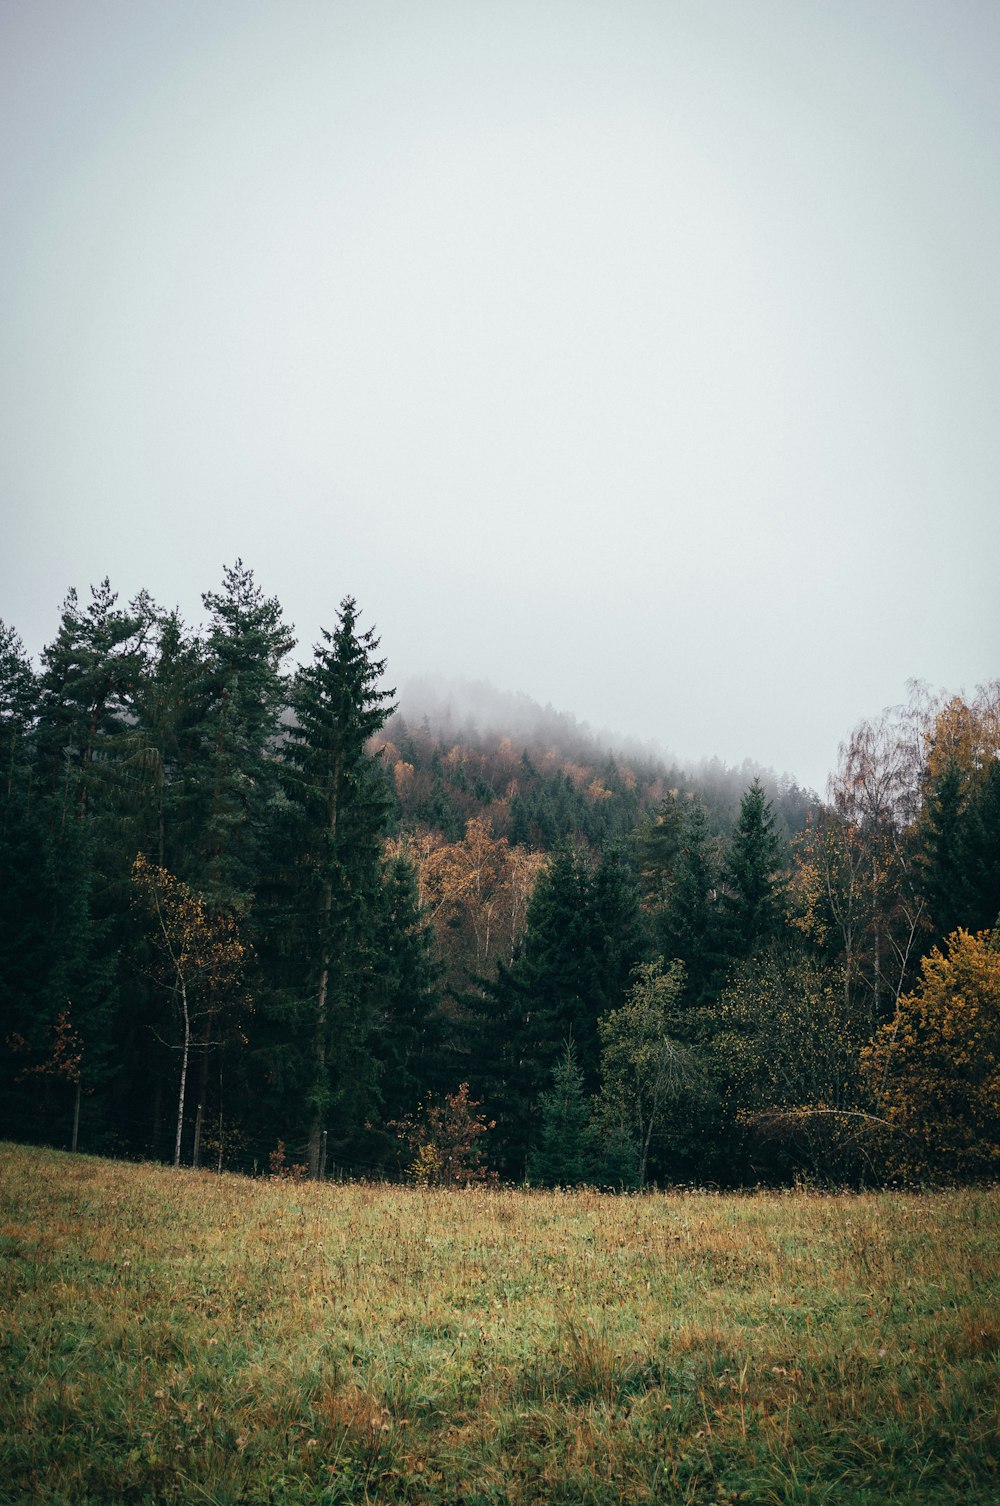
[71,1080,81,1153]
[192,1017,212,1168]
[216,1054,225,1172]
[309,870,335,1179]
[192,1100,204,1169]
[308,953,328,1179]
[174,979,190,1168]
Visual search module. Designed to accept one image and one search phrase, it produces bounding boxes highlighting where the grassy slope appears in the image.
[1,1144,998,1505]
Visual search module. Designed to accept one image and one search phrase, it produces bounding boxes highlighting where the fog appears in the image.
[3,1,998,796]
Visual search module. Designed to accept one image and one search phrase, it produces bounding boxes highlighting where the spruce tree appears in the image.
[722,779,785,964]
[195,561,295,916]
[35,581,154,826]
[273,597,396,1176]
[475,845,647,1176]
[528,1042,594,1186]
[656,799,724,1005]
[367,852,442,1155]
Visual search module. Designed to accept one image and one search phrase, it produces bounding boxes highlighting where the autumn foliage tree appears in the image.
[132,854,247,1167]
[389,817,545,993]
[863,929,1000,1181]
[392,1082,495,1186]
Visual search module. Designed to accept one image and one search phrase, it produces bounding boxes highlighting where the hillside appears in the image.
[377,680,818,851]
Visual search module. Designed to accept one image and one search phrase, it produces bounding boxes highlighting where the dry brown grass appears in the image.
[1,1143,998,1503]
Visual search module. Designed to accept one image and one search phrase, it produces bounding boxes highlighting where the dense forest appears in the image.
[1,565,998,1186]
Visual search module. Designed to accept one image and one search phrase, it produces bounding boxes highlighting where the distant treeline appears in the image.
[1,565,998,1186]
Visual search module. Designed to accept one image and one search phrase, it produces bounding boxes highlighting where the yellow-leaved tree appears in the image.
[132,854,247,1168]
[863,928,1000,1180]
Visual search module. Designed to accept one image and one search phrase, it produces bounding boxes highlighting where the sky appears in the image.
[2,0,998,796]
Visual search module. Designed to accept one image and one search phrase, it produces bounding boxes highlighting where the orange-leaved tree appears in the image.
[391,1083,495,1186]
[863,928,1000,1180]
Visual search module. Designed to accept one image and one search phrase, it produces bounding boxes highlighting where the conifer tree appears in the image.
[195,561,295,916]
[722,779,786,964]
[656,799,723,1005]
[528,1042,595,1186]
[475,846,647,1175]
[366,852,442,1147]
[35,581,154,826]
[274,597,396,1176]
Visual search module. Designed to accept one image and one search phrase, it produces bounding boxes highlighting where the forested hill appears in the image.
[376,694,818,852]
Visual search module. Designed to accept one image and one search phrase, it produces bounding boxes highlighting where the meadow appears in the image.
[1,1143,997,1505]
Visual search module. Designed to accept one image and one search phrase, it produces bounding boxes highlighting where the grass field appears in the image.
[1,1143,998,1505]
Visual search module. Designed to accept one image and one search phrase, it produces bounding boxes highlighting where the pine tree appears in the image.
[474,846,647,1176]
[0,622,35,813]
[722,779,785,964]
[656,799,723,1005]
[36,581,154,825]
[528,1042,595,1186]
[273,597,396,1176]
[366,852,442,1155]
[194,561,295,916]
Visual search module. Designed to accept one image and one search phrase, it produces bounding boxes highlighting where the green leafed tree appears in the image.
[594,958,705,1189]
[710,943,870,1182]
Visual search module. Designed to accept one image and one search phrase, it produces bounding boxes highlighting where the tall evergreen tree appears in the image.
[35,581,154,826]
[271,597,396,1176]
[722,779,785,964]
[0,622,35,812]
[474,845,647,1176]
[194,561,295,916]
[656,799,724,1005]
[528,1042,595,1187]
[366,852,442,1150]
[919,756,1000,943]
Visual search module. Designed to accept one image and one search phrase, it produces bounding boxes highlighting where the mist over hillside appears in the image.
[395,674,819,809]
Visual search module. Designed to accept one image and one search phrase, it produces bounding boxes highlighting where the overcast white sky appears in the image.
[2,0,997,794]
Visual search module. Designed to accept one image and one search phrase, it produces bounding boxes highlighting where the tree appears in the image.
[863,929,1000,1181]
[710,944,870,1182]
[654,798,723,1005]
[195,561,295,916]
[393,817,546,994]
[10,1007,85,1152]
[594,958,702,1188]
[132,854,247,1167]
[917,688,1000,945]
[528,1043,595,1187]
[122,609,207,874]
[366,851,442,1139]
[828,704,928,1027]
[0,621,35,811]
[634,791,686,911]
[274,597,395,1176]
[36,580,154,824]
[392,1082,494,1186]
[471,842,648,1176]
[722,779,785,963]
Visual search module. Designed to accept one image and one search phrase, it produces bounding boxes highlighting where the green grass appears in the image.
[1,1143,998,1504]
